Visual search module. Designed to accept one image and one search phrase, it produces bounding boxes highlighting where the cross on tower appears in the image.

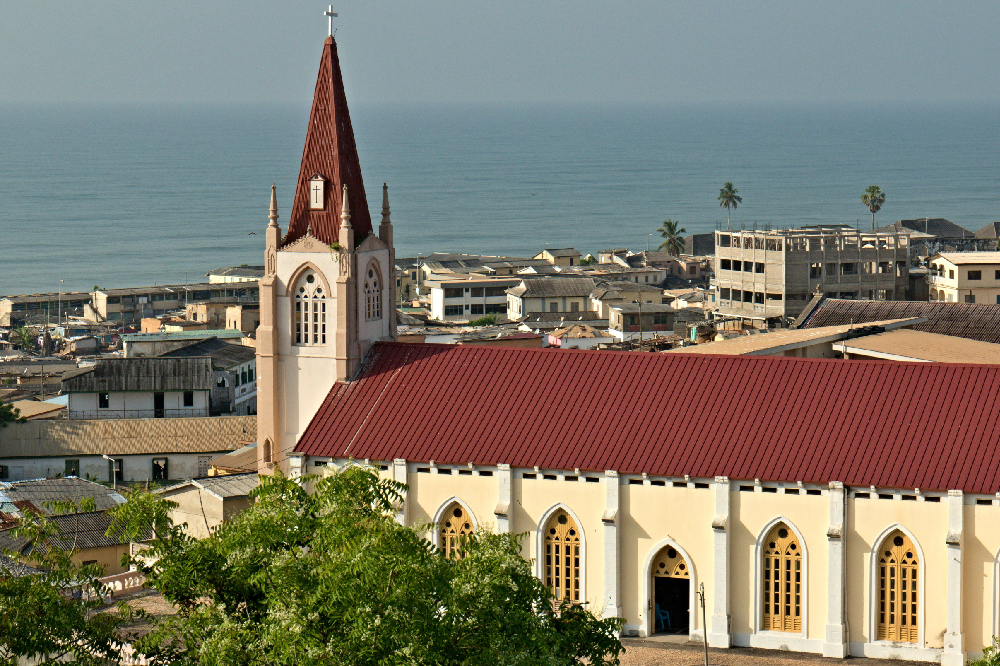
[324,5,337,37]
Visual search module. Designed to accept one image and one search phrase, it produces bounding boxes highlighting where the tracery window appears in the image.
[652,546,689,579]
[544,510,581,602]
[762,523,802,632]
[439,504,473,559]
[877,530,918,642]
[364,264,382,320]
[294,269,326,345]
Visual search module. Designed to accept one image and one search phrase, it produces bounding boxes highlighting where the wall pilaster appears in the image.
[709,476,731,647]
[495,464,512,533]
[823,481,848,658]
[942,489,965,666]
[602,470,621,620]
[392,458,408,525]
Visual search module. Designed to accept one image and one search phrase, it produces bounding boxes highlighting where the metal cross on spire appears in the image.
[324,5,338,37]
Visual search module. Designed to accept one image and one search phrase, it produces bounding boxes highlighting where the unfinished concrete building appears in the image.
[713,227,909,325]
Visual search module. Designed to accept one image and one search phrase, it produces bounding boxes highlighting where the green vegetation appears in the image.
[718,181,742,230]
[861,184,886,231]
[467,313,499,327]
[0,403,25,428]
[657,219,687,256]
[969,639,1000,666]
[9,327,36,353]
[580,254,597,266]
[2,467,624,665]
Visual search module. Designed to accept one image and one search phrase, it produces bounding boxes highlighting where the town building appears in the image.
[608,303,677,341]
[61,357,212,420]
[158,473,258,539]
[713,228,910,325]
[832,328,1000,363]
[534,248,582,267]
[927,252,1000,304]
[88,283,259,324]
[254,32,1000,665]
[505,278,596,318]
[206,265,264,283]
[0,292,90,322]
[796,297,1000,344]
[545,324,616,349]
[588,281,662,319]
[121,329,246,357]
[426,275,518,321]
[158,337,257,416]
[0,510,136,575]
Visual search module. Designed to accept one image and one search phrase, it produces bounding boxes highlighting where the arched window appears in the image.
[294,269,326,345]
[544,510,581,603]
[763,522,802,632]
[439,503,473,559]
[653,546,690,579]
[364,264,382,320]
[877,530,918,642]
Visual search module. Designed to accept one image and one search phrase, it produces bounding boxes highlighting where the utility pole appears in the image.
[58,280,63,328]
[633,299,643,344]
[699,583,709,666]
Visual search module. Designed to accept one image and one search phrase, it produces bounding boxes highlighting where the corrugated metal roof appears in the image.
[281,37,372,248]
[507,278,596,298]
[836,328,1000,364]
[158,337,256,369]
[295,342,1000,493]
[802,299,1000,344]
[121,330,245,343]
[0,478,125,516]
[61,357,213,392]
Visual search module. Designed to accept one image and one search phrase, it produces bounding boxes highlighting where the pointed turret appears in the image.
[338,184,354,251]
[378,182,393,248]
[282,36,372,248]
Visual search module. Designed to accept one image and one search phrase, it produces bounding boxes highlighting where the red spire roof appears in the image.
[282,37,372,248]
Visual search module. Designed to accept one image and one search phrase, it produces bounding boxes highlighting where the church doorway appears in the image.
[651,545,690,635]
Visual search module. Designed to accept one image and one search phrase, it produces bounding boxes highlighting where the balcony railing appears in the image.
[926,274,951,285]
[68,408,210,420]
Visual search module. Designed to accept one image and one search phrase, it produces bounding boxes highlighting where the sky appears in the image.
[3,1,1000,107]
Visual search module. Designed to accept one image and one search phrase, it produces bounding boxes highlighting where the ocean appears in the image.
[1,102,998,295]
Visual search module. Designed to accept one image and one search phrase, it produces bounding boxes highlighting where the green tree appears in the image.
[861,184,886,231]
[657,220,687,257]
[468,313,498,327]
[9,327,36,353]
[718,182,742,230]
[100,467,625,666]
[0,403,26,428]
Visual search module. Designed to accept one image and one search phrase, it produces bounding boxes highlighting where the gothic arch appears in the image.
[754,516,809,638]
[535,503,587,603]
[641,537,698,638]
[288,263,331,346]
[430,496,479,549]
[363,259,383,321]
[868,523,925,646]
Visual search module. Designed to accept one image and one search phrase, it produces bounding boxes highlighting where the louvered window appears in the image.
[293,270,326,345]
[544,510,581,602]
[439,504,473,559]
[762,523,802,632]
[877,531,919,642]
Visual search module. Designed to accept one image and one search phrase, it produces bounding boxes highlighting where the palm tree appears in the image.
[718,182,742,230]
[657,219,687,256]
[9,327,36,353]
[861,185,886,231]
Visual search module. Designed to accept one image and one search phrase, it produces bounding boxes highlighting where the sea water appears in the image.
[1,102,998,295]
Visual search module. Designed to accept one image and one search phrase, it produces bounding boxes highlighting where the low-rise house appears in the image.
[225,304,260,335]
[608,303,677,341]
[62,357,212,420]
[454,331,544,347]
[158,473,258,539]
[208,443,258,476]
[206,265,264,284]
[506,278,596,318]
[121,329,246,358]
[427,275,519,321]
[588,280,661,319]
[533,248,582,267]
[158,338,257,416]
[185,301,233,328]
[927,252,1000,304]
[89,283,259,324]
[581,263,666,285]
[6,399,65,421]
[663,289,711,311]
[0,414,255,482]
[545,325,616,349]
[0,510,138,575]
[516,311,607,333]
[0,477,125,515]
[0,292,90,322]
[833,328,1000,363]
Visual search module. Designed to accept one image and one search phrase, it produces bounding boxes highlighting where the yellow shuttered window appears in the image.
[877,531,919,642]
[544,511,581,602]
[762,523,802,632]
[439,504,473,559]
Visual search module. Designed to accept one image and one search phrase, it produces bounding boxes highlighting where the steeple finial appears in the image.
[381,183,391,226]
[324,5,337,37]
[340,184,352,229]
[268,184,279,228]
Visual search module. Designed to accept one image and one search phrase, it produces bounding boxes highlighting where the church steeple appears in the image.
[282,36,372,248]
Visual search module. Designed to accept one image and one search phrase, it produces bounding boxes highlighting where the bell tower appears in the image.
[256,35,396,474]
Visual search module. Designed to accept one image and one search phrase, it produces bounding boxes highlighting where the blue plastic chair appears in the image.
[655,603,671,631]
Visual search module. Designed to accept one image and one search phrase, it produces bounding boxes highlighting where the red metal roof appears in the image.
[294,343,1000,493]
[282,37,372,249]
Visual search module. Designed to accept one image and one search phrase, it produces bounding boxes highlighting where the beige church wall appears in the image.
[357,247,393,346]
[730,489,828,650]
[406,469,498,538]
[514,474,606,611]
[965,503,1000,654]
[845,495,948,658]
[621,483,715,637]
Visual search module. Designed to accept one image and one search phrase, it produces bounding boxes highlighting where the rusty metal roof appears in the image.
[802,298,1000,344]
[282,37,372,249]
[295,342,1000,493]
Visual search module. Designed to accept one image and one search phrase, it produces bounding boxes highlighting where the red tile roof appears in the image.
[282,37,372,249]
[295,343,1000,493]
[802,299,1000,344]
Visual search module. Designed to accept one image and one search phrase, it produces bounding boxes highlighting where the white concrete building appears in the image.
[427,275,519,321]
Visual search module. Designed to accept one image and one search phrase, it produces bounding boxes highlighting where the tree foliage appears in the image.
[861,184,886,231]
[9,327,36,353]
[657,220,687,257]
[105,467,624,666]
[717,182,742,230]
[0,403,26,428]
[467,313,499,327]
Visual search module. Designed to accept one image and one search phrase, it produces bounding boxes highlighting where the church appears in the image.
[255,34,1000,665]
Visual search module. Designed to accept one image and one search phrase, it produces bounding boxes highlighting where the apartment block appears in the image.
[928,252,1000,304]
[713,227,909,323]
